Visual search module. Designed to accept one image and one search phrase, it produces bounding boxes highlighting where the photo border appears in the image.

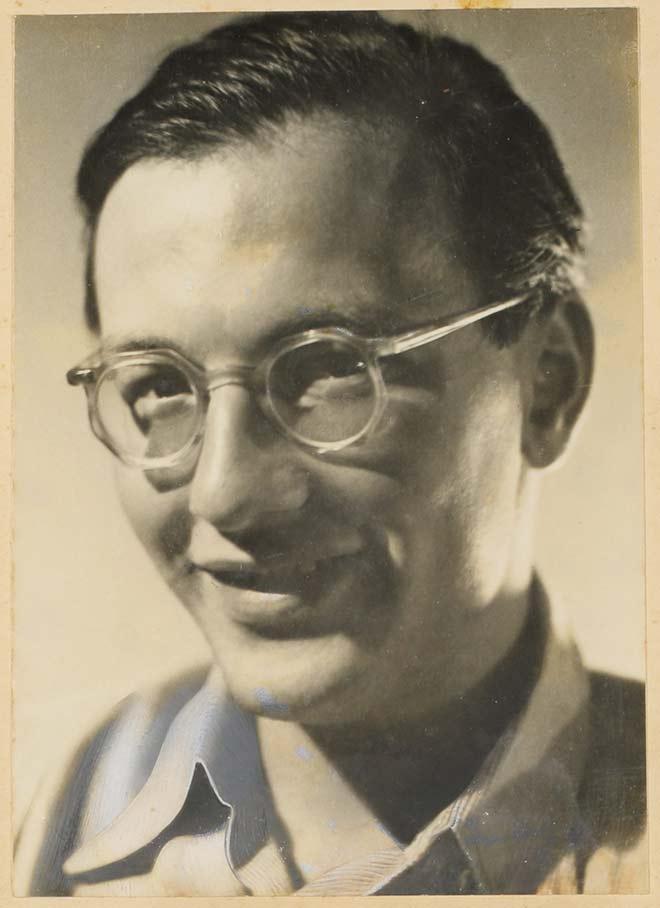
[2,1,657,904]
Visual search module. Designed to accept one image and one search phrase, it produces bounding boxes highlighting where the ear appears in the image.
[522,298,594,469]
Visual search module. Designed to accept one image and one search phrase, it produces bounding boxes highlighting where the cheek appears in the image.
[458,409,524,591]
[114,465,192,575]
[455,381,524,504]
[403,377,526,598]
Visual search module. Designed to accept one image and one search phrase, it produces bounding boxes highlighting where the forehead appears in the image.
[95,115,476,352]
[99,117,408,260]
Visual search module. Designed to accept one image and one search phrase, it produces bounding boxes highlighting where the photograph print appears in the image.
[13,8,646,896]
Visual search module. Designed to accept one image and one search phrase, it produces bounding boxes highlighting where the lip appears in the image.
[193,551,369,636]
[194,554,329,591]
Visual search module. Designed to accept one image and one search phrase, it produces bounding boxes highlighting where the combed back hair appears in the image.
[77,11,586,345]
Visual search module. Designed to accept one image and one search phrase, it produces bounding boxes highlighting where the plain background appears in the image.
[13,9,643,823]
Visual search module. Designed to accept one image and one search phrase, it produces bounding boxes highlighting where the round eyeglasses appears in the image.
[67,296,526,469]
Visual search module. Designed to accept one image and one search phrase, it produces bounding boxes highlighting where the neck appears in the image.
[257,581,545,851]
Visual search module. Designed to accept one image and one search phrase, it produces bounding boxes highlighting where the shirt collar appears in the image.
[296,581,590,895]
[455,591,590,892]
[65,580,590,894]
[64,668,276,877]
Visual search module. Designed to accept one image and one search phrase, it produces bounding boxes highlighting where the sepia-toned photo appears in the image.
[12,8,646,896]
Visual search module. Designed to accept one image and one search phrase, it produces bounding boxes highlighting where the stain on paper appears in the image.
[459,0,511,9]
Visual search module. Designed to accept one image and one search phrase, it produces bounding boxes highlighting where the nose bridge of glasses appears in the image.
[189,364,304,523]
[206,363,257,394]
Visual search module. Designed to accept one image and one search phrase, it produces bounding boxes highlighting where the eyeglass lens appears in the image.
[97,361,200,462]
[94,338,379,462]
[267,339,376,445]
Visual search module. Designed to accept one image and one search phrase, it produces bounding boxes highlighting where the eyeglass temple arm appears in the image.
[65,296,528,385]
[375,295,528,357]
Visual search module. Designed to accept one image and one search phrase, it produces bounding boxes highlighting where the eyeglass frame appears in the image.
[67,294,528,467]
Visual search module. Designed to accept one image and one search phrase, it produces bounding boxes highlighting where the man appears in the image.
[14,11,646,895]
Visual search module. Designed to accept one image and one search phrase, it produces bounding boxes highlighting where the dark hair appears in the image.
[77,11,585,345]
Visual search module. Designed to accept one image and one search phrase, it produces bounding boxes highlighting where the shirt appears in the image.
[14,587,647,896]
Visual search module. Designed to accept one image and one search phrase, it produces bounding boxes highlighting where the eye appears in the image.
[266,338,378,445]
[111,364,196,431]
[271,340,372,408]
[121,366,190,404]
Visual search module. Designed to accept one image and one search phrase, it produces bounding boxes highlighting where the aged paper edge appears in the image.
[1,0,657,905]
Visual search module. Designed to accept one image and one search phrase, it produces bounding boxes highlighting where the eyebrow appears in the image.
[103,337,195,359]
[271,288,451,338]
[259,305,398,340]
[102,288,450,360]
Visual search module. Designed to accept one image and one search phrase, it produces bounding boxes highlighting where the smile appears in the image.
[202,559,332,595]
[207,562,321,595]
[192,549,378,637]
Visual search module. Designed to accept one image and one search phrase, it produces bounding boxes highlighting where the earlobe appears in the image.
[523,298,594,469]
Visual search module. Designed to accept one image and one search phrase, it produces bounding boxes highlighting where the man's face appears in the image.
[95,118,533,729]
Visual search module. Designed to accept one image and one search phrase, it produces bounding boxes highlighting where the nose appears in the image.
[188,384,310,533]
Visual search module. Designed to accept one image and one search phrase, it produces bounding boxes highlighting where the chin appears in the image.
[209,630,371,725]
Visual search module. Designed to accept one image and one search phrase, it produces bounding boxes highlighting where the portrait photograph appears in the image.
[10,3,650,899]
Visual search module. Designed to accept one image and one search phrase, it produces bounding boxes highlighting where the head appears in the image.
[75,12,593,730]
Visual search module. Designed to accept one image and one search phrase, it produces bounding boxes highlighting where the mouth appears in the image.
[189,546,385,639]
[199,553,354,596]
